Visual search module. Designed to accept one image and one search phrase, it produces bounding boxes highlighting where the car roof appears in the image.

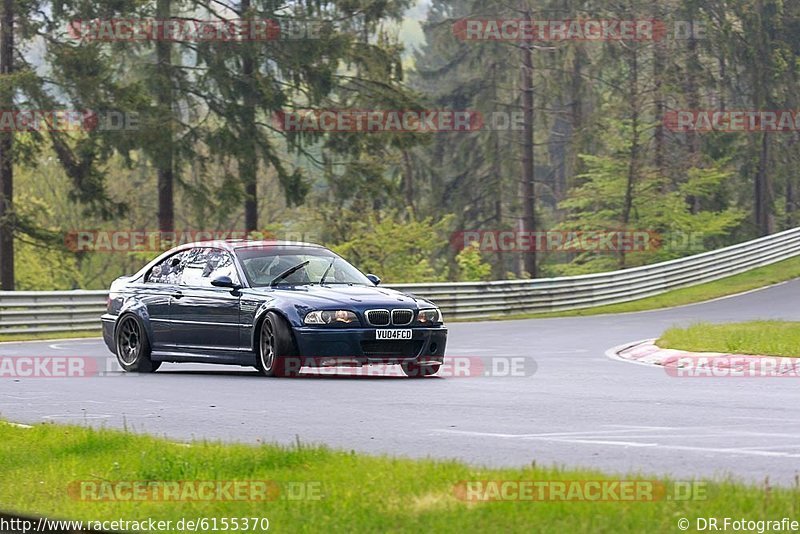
[179,239,327,252]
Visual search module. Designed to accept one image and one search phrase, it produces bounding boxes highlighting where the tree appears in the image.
[155,0,175,232]
[195,1,414,232]
[0,0,138,288]
[0,0,14,289]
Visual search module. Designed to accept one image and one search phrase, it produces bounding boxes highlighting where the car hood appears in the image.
[243,284,432,309]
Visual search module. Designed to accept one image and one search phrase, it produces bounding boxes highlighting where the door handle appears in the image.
[172,291,183,299]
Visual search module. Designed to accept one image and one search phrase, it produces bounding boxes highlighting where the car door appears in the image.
[134,250,187,349]
[170,247,242,353]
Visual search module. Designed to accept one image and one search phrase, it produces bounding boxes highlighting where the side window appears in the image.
[178,248,240,287]
[146,251,186,284]
[179,248,212,287]
[205,249,240,286]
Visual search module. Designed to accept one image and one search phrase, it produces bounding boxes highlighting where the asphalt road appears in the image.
[2,280,800,485]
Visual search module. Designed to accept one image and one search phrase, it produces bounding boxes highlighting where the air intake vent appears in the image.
[366,309,390,326]
[391,309,414,325]
[361,340,424,358]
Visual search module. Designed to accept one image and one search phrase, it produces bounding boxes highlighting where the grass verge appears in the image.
[657,321,800,357]
[0,330,100,343]
[0,421,798,533]
[475,254,800,321]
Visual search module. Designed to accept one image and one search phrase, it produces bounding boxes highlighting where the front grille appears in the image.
[391,309,414,325]
[366,310,390,326]
[361,340,424,358]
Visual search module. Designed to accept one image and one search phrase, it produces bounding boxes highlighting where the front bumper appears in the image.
[291,325,447,366]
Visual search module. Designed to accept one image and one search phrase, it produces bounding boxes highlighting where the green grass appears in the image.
[472,254,800,321]
[658,321,800,357]
[1,421,799,533]
[0,330,100,343]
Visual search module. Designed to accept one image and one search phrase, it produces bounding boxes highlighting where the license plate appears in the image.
[376,329,412,340]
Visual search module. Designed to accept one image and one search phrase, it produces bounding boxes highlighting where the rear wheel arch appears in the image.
[115,310,145,338]
[116,302,154,341]
[114,312,160,373]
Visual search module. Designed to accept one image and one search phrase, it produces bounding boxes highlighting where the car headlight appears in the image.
[417,308,442,324]
[304,310,358,325]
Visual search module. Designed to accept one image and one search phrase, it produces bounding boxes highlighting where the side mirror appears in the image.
[366,274,381,286]
[211,275,240,289]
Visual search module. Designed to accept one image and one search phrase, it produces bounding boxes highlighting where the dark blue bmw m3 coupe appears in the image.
[101,240,447,377]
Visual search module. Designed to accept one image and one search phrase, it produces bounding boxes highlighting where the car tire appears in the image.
[401,362,441,378]
[115,314,161,373]
[256,311,299,377]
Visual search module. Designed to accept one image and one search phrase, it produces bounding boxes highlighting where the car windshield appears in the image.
[234,246,372,287]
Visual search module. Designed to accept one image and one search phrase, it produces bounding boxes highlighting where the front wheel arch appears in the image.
[254,311,299,377]
[252,307,298,353]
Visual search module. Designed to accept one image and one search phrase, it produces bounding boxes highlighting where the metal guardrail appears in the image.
[1,227,800,334]
[393,227,800,319]
[0,290,108,335]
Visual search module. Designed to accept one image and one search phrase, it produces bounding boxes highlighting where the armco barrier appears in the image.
[1,227,799,333]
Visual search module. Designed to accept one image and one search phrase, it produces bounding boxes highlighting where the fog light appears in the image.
[429,342,438,354]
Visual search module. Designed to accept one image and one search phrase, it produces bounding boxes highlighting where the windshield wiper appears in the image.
[318,258,336,285]
[269,261,310,287]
